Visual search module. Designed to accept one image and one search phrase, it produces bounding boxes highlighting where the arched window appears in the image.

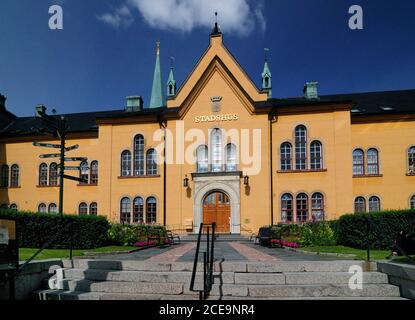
[120,197,131,223]
[38,203,47,213]
[408,146,415,174]
[368,196,380,212]
[48,203,58,214]
[89,202,98,215]
[134,134,145,176]
[10,164,19,187]
[90,161,98,184]
[146,149,158,175]
[281,193,293,223]
[367,148,379,175]
[133,197,144,223]
[196,145,208,173]
[121,150,132,176]
[49,163,58,186]
[9,203,18,210]
[39,163,48,186]
[310,141,323,170]
[354,197,366,213]
[311,193,325,221]
[225,143,237,172]
[410,195,415,209]
[146,197,157,224]
[79,161,89,184]
[1,165,9,188]
[296,193,309,223]
[295,125,307,170]
[353,149,365,176]
[79,202,88,215]
[280,142,292,171]
[211,129,223,172]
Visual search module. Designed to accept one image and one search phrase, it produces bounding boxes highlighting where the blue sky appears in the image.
[0,0,414,116]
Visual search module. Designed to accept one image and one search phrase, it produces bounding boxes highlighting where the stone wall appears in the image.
[0,259,62,300]
[377,262,415,300]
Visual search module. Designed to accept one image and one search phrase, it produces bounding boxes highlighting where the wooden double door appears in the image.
[203,191,231,234]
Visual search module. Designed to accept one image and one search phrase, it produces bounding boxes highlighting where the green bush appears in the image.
[0,209,110,249]
[300,221,336,247]
[270,222,336,247]
[336,210,415,250]
[108,223,167,246]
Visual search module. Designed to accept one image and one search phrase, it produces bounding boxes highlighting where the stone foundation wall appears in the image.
[0,259,62,300]
[377,262,415,300]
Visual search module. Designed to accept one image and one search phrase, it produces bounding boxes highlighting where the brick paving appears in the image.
[146,243,197,262]
[228,242,279,261]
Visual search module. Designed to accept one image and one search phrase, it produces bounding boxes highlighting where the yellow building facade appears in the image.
[1,30,415,234]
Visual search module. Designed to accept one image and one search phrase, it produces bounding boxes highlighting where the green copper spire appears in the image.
[166,57,177,98]
[261,48,272,98]
[149,41,166,108]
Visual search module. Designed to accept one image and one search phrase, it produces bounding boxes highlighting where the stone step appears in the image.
[246,284,401,298]
[37,289,407,301]
[57,278,400,298]
[59,279,184,295]
[60,268,388,285]
[62,269,234,284]
[62,259,377,273]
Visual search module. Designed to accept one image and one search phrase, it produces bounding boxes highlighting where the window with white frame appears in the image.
[280,142,292,171]
[196,145,209,173]
[211,129,223,172]
[225,143,237,172]
[134,135,145,176]
[146,149,158,175]
[310,141,323,170]
[368,196,380,212]
[295,125,307,170]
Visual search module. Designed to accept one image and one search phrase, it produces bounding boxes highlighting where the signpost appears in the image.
[32,106,88,216]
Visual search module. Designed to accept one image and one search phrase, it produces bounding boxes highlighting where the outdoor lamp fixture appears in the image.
[183,175,189,188]
[244,175,249,186]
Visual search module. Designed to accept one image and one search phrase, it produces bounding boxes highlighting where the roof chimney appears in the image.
[303,81,319,100]
[0,94,6,110]
[126,96,143,112]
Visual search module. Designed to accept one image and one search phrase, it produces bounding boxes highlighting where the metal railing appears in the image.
[189,223,216,300]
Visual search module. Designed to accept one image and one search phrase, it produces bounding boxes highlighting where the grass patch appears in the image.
[19,246,136,261]
[300,246,391,260]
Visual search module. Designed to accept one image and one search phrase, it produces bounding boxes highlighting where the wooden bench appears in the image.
[166,230,181,245]
[254,227,281,248]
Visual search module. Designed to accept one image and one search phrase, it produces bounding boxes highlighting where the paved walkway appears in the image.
[93,241,343,263]
[146,243,196,262]
[228,242,278,261]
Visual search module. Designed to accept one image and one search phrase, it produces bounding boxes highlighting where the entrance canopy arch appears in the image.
[193,178,240,234]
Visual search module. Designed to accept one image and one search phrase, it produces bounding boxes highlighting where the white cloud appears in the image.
[97,5,134,29]
[97,0,266,36]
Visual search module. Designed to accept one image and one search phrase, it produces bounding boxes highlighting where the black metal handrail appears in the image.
[16,220,74,276]
[190,222,216,300]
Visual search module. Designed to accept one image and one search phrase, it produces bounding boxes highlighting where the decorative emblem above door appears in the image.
[211,96,222,112]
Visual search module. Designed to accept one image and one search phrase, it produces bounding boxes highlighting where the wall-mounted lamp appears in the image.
[244,175,249,186]
[183,175,189,188]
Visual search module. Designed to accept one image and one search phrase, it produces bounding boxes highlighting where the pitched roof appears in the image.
[256,89,415,115]
[1,89,414,139]
[0,109,124,138]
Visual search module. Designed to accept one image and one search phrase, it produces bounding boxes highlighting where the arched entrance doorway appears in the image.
[203,191,231,233]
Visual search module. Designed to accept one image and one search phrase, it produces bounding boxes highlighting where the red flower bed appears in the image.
[271,239,300,248]
[133,240,158,247]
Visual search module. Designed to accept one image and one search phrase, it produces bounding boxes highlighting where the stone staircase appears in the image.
[34,259,405,300]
